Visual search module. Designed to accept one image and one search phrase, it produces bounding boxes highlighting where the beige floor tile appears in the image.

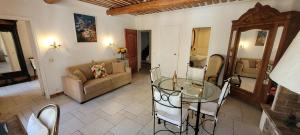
[110,118,143,135]
[59,117,85,135]
[80,118,114,135]
[0,73,262,135]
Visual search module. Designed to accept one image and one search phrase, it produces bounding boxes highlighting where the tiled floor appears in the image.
[0,72,262,135]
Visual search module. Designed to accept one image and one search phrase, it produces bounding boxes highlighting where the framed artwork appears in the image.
[255,30,268,46]
[74,13,97,42]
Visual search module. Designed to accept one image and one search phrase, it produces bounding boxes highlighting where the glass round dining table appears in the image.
[153,77,221,135]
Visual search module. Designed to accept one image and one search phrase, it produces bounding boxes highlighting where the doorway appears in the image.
[138,30,151,72]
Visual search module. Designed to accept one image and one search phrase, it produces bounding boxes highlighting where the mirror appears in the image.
[0,32,21,73]
[233,29,269,93]
[189,27,211,68]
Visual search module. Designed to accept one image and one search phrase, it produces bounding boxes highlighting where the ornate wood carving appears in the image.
[224,2,300,106]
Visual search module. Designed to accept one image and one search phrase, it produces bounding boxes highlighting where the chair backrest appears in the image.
[37,104,60,135]
[152,85,182,117]
[150,66,161,82]
[204,54,224,83]
[186,65,206,85]
[217,79,231,106]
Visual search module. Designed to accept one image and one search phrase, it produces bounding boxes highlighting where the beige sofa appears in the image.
[235,58,261,78]
[62,59,132,103]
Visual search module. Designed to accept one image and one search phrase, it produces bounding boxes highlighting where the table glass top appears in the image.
[153,77,221,103]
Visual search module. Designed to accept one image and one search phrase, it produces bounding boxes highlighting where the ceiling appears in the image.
[79,0,243,16]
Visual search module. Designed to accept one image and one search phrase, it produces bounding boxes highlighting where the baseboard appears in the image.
[50,91,64,98]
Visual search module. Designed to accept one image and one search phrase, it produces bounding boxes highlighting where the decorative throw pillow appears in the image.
[72,69,87,83]
[112,62,125,74]
[91,63,108,79]
[27,114,49,135]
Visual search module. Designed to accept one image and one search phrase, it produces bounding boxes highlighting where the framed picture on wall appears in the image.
[255,30,268,46]
[73,13,97,42]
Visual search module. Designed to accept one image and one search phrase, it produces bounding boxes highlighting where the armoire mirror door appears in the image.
[224,3,300,106]
[0,19,30,86]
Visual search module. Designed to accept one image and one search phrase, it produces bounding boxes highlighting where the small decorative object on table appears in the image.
[116,47,127,60]
[172,71,177,90]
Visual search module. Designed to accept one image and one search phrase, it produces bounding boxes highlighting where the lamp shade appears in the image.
[270,32,300,94]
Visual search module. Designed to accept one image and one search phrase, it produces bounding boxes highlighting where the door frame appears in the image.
[137,30,151,72]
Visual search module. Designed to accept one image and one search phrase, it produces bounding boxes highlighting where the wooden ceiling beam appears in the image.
[106,0,208,16]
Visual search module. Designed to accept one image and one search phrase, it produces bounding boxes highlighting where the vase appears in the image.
[120,53,125,60]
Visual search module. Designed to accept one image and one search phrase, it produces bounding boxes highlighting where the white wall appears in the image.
[0,0,135,97]
[135,0,296,78]
[17,21,35,76]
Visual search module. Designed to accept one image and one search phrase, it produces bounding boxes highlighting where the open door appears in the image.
[125,29,137,73]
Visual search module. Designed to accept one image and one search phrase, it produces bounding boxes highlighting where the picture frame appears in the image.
[73,13,97,42]
[255,30,268,46]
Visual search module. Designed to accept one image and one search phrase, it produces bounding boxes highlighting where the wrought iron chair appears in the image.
[150,65,162,83]
[189,78,231,135]
[186,63,207,86]
[152,85,189,135]
[37,104,60,135]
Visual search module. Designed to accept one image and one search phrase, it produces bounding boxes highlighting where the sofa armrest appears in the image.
[125,67,131,73]
[235,62,244,74]
[62,76,85,103]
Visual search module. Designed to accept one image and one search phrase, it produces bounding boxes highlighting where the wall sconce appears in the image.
[50,41,61,49]
[103,37,114,47]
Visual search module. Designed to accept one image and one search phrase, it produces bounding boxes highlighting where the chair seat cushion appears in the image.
[189,102,218,116]
[27,114,49,135]
[156,109,188,126]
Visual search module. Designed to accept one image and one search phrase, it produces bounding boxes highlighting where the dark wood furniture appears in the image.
[0,19,31,86]
[1,115,27,135]
[224,3,300,106]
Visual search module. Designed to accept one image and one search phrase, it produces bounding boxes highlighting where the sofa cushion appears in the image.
[91,63,108,79]
[241,60,250,68]
[83,77,112,95]
[104,62,113,75]
[109,72,131,89]
[243,68,257,74]
[72,69,87,83]
[112,62,125,74]
[69,63,94,80]
[248,60,256,68]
